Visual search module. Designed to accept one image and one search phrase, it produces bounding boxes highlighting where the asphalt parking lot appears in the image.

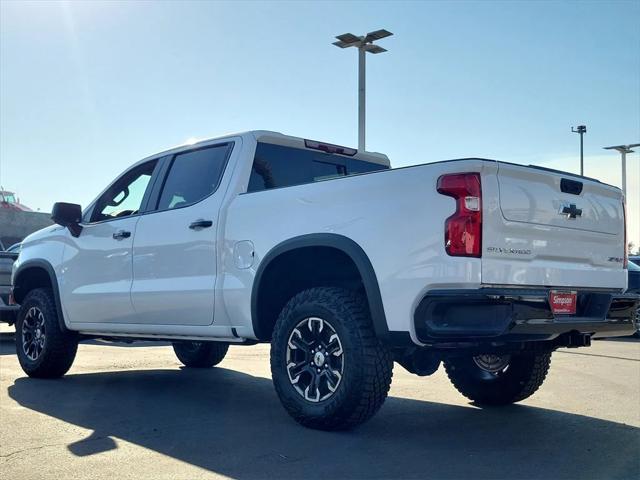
[1,327,638,480]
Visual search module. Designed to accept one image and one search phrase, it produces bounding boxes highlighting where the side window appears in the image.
[156,144,230,211]
[247,142,388,193]
[91,160,157,222]
[248,143,310,192]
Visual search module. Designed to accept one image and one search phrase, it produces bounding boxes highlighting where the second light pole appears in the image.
[603,143,640,198]
[333,29,393,151]
[572,125,587,175]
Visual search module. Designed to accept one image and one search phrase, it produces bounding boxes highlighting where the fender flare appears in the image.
[13,259,69,332]
[251,233,391,342]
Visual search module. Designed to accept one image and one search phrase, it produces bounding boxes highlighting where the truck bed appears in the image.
[226,154,628,341]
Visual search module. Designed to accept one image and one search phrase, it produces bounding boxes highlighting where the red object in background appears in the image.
[0,190,32,212]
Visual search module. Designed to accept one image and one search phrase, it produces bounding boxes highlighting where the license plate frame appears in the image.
[549,290,578,315]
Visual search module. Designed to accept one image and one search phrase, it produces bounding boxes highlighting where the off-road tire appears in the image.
[444,352,552,405]
[172,341,229,368]
[271,287,393,430]
[15,288,78,378]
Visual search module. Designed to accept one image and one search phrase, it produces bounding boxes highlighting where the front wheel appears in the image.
[16,288,78,378]
[444,352,551,405]
[172,341,229,368]
[271,287,393,431]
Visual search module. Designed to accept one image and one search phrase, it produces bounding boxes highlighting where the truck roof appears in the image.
[252,131,390,167]
[146,130,391,167]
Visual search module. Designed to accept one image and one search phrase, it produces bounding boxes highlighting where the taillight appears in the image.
[437,173,482,257]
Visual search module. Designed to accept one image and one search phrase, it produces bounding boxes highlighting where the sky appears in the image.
[1,0,639,246]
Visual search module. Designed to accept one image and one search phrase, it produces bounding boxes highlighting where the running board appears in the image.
[78,331,248,343]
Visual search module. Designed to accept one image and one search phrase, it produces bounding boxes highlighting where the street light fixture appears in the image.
[603,143,640,198]
[333,29,393,151]
[571,125,587,176]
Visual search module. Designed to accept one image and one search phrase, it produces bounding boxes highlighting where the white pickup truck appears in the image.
[11,131,638,430]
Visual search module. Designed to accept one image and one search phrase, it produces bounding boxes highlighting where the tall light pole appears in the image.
[603,143,640,198]
[333,29,393,152]
[571,125,587,175]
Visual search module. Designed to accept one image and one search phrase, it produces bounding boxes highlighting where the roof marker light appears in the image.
[304,139,357,157]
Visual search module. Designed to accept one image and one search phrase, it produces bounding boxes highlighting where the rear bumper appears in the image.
[0,286,18,324]
[414,288,639,344]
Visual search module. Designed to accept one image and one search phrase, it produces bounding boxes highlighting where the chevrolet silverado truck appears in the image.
[11,131,638,430]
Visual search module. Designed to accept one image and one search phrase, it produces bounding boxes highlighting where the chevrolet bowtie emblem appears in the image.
[560,203,582,219]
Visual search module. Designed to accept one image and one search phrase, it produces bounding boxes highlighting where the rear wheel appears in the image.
[172,341,229,368]
[444,352,551,405]
[16,288,78,378]
[271,287,393,430]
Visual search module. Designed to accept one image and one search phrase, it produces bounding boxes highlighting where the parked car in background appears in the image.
[6,243,21,253]
[0,242,20,324]
[628,259,640,337]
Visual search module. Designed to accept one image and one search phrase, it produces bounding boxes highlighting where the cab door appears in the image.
[60,159,160,325]
[130,142,233,326]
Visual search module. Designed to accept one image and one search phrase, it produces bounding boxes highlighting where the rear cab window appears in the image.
[247,142,388,193]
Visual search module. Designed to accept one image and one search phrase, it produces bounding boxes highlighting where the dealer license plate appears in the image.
[549,290,577,315]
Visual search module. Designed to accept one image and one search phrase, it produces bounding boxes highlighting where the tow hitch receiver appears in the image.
[559,332,592,348]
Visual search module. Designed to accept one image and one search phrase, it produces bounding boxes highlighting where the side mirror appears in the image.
[51,202,83,237]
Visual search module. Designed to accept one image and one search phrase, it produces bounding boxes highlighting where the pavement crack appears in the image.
[1,442,67,461]
[557,351,639,362]
[1,433,115,462]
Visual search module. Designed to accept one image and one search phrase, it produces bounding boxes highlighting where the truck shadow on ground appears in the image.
[0,334,169,355]
[8,366,640,479]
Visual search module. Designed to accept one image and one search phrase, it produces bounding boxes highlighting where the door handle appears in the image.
[112,230,131,240]
[189,219,213,230]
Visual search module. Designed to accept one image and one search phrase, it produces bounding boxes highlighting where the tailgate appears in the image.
[482,162,626,290]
